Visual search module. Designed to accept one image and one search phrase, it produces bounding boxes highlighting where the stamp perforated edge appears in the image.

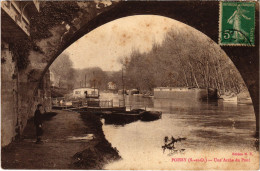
[218,1,256,47]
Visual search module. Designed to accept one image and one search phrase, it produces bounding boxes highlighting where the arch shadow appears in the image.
[39,1,259,135]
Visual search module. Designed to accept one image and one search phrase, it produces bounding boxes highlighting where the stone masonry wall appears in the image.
[1,41,18,146]
[1,41,52,146]
[16,70,52,141]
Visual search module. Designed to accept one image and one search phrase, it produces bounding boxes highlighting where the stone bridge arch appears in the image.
[3,1,258,145]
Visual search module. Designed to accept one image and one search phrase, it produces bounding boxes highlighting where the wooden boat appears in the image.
[142,92,154,98]
[128,89,139,95]
[237,91,252,105]
[101,109,147,125]
[221,94,238,103]
[238,97,252,105]
[102,111,141,125]
[133,94,143,96]
[223,96,237,102]
[143,94,154,98]
[130,109,146,113]
[77,106,126,112]
[140,111,162,121]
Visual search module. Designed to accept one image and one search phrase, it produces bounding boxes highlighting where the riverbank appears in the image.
[1,110,120,169]
[73,111,120,169]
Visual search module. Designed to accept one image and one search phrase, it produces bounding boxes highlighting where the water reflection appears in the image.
[101,93,256,169]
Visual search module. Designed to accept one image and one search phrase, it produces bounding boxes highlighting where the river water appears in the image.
[100,93,257,169]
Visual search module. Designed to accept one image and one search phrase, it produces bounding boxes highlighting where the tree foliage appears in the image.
[50,28,246,95]
[112,29,246,95]
[72,67,108,90]
[50,53,74,89]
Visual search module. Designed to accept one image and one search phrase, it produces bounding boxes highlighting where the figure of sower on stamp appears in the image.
[219,2,255,46]
[227,4,251,43]
[34,104,44,144]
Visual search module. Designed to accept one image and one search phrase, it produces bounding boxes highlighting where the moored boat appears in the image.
[102,111,141,125]
[128,89,139,95]
[133,93,143,96]
[130,109,146,114]
[140,111,162,121]
[237,91,252,105]
[143,94,154,98]
[223,96,237,102]
[154,87,218,100]
[220,93,238,103]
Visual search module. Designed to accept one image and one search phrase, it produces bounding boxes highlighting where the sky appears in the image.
[63,15,183,71]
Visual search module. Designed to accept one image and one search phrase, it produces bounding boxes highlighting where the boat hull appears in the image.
[154,87,218,100]
[103,112,141,125]
[140,111,162,121]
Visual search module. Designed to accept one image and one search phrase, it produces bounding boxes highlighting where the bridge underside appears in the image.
[1,1,259,146]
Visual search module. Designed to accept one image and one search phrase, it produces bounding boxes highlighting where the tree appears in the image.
[49,53,75,89]
[72,67,109,90]
[115,28,246,95]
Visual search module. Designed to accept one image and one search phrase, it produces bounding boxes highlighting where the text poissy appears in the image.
[172,158,187,162]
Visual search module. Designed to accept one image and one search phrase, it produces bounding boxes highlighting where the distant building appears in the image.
[108,82,117,90]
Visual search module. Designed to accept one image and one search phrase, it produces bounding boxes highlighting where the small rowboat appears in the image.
[221,95,237,102]
[140,111,162,121]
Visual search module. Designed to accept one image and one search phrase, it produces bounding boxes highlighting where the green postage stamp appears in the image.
[219,1,255,46]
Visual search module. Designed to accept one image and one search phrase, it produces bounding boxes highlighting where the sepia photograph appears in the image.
[1,0,259,170]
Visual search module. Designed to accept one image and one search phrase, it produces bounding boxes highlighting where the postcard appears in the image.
[1,1,259,170]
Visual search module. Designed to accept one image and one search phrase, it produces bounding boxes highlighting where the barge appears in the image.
[154,87,218,100]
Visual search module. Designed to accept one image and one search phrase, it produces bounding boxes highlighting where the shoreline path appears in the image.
[1,110,119,169]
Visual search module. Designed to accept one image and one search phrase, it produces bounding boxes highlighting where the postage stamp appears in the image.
[219,1,255,46]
